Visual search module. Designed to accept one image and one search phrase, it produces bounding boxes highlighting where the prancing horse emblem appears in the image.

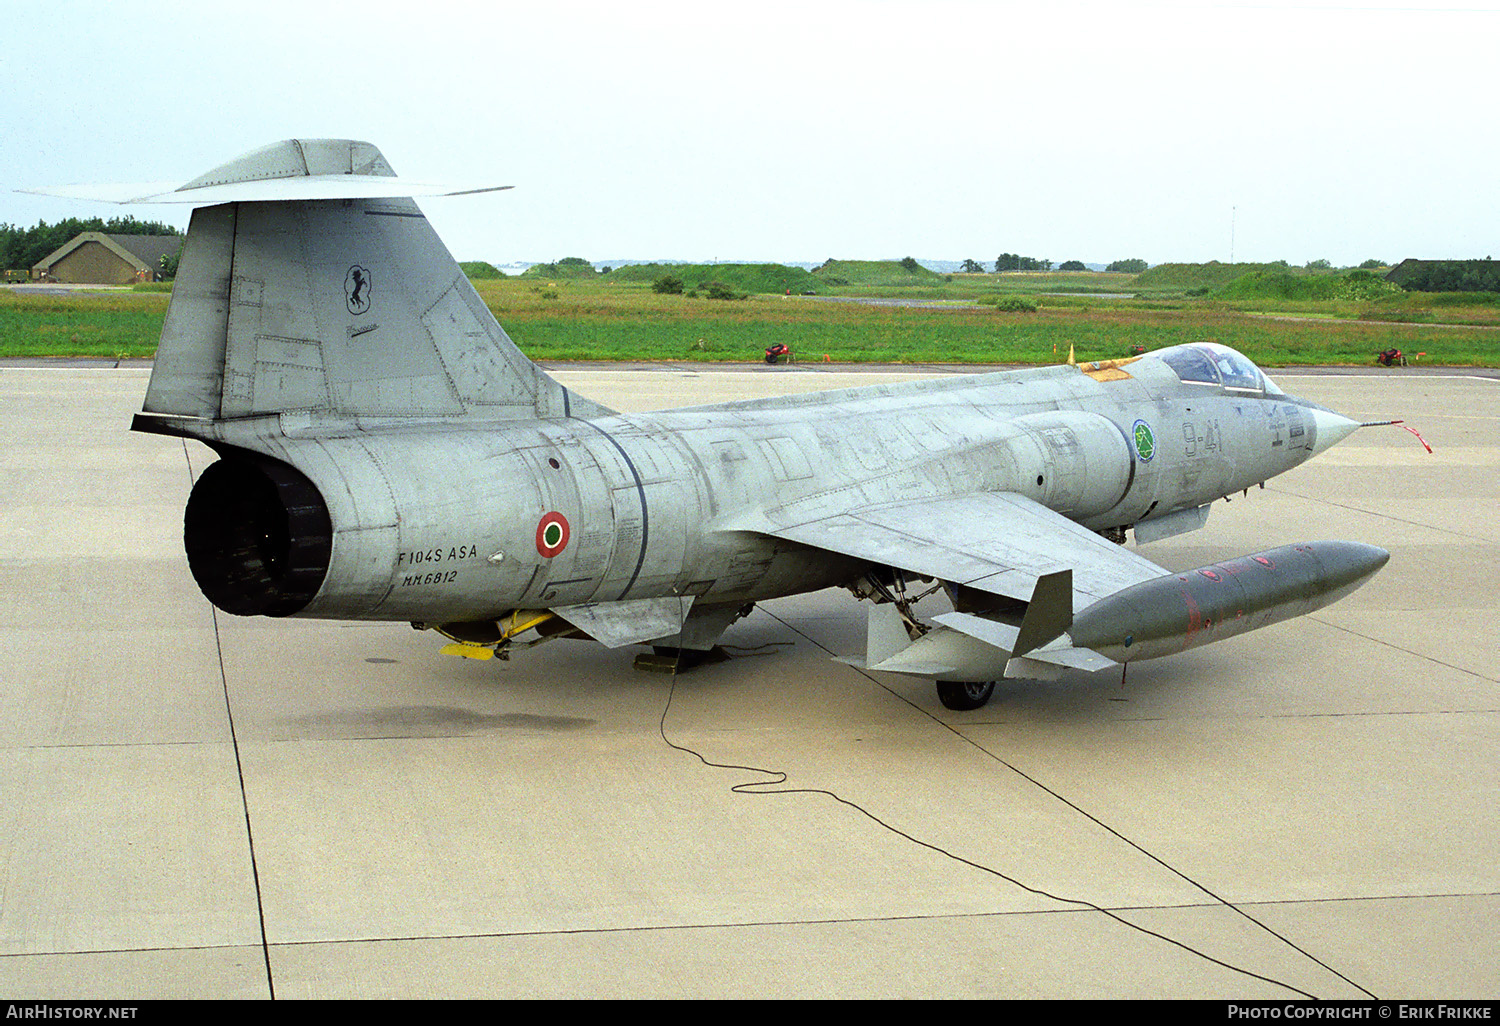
[345,265,372,315]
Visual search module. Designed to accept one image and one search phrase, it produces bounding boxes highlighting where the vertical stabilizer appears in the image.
[135,139,611,428]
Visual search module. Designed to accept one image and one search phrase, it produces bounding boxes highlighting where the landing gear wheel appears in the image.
[936,680,995,711]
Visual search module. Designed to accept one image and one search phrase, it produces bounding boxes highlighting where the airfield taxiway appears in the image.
[0,362,1495,999]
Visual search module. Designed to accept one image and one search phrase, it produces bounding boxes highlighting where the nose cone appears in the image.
[1309,408,1362,458]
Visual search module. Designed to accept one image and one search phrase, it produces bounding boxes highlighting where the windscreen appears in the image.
[1208,347,1264,391]
[1157,343,1268,393]
[1159,346,1221,385]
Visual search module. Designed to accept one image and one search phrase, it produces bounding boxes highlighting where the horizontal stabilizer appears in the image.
[551,596,695,649]
[21,177,511,206]
[21,139,509,206]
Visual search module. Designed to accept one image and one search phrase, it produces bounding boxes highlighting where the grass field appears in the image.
[0,289,172,359]
[3,275,1496,366]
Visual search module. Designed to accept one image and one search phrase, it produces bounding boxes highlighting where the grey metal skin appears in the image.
[106,140,1389,708]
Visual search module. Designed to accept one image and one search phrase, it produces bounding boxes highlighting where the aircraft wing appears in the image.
[754,491,1167,610]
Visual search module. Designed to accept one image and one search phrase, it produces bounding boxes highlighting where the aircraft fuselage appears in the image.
[184,355,1330,630]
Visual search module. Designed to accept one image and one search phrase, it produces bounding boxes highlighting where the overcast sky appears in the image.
[4,0,1495,267]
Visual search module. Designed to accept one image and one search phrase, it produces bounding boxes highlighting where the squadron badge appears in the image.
[345,265,372,315]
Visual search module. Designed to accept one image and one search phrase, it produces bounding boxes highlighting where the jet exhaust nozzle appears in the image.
[184,454,333,617]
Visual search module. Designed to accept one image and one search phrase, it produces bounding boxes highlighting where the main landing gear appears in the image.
[847,568,1003,712]
[935,680,996,711]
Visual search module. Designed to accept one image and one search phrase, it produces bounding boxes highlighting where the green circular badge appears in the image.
[1132,420,1156,462]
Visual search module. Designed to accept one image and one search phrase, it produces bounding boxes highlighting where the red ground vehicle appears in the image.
[1376,348,1407,367]
[764,343,793,365]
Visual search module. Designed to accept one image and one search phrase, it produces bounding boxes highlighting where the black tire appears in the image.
[936,680,995,711]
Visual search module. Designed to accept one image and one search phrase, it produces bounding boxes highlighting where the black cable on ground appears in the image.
[658,645,1348,1000]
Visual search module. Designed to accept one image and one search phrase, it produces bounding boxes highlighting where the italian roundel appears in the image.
[535,512,571,558]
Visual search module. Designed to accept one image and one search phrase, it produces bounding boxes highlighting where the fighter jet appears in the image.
[38,139,1391,710]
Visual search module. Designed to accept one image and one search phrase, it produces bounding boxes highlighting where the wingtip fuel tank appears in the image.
[1068,540,1389,663]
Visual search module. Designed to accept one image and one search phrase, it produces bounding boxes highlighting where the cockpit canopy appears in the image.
[1150,343,1284,395]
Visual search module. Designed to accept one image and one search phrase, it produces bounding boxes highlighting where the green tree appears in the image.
[899,256,921,272]
[651,274,684,294]
[995,253,1050,272]
[1397,260,1500,293]
[523,257,596,279]
[1058,260,1087,271]
[1106,258,1148,273]
[960,258,985,274]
